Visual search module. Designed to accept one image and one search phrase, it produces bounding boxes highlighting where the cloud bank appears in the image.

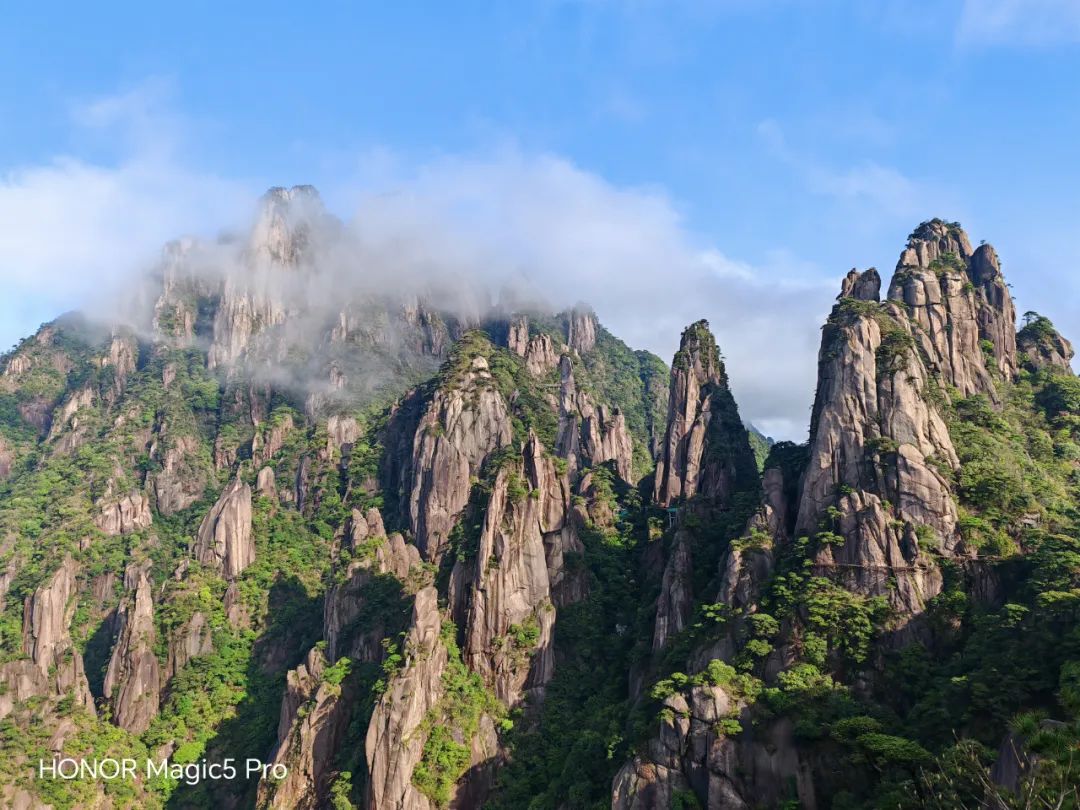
[0,88,835,441]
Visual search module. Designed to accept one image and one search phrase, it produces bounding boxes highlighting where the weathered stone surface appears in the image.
[840,267,881,301]
[151,434,207,515]
[555,355,635,483]
[95,491,152,536]
[365,587,448,810]
[0,557,94,719]
[208,186,322,368]
[566,307,598,355]
[797,280,960,613]
[652,530,693,652]
[194,478,254,578]
[507,314,530,357]
[408,356,512,562]
[103,333,138,399]
[256,466,277,498]
[653,321,756,507]
[612,686,816,810]
[327,414,361,453]
[524,333,560,376]
[887,220,1017,399]
[46,386,94,441]
[448,434,560,706]
[257,648,351,810]
[1018,316,1075,372]
[103,570,160,733]
[165,610,213,680]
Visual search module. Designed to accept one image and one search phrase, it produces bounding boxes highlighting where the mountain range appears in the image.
[0,188,1077,809]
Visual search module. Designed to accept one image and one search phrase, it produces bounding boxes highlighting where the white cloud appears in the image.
[344,149,832,439]
[958,0,1080,45]
[0,81,252,346]
[0,91,831,441]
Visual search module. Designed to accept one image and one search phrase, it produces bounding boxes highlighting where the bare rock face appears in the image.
[150,433,208,515]
[258,648,351,810]
[582,403,634,483]
[46,385,94,441]
[165,610,213,679]
[103,571,160,733]
[651,530,693,652]
[408,356,512,562]
[0,557,94,719]
[612,688,815,810]
[448,434,563,706]
[365,587,449,810]
[840,267,881,301]
[253,413,295,464]
[1017,314,1075,372]
[194,478,255,578]
[256,466,277,498]
[95,491,152,536]
[566,307,598,355]
[103,333,138,399]
[653,321,757,507]
[796,282,960,614]
[208,186,323,369]
[887,220,1017,398]
[325,523,419,662]
[152,239,202,344]
[555,355,635,483]
[507,315,530,357]
[326,414,361,453]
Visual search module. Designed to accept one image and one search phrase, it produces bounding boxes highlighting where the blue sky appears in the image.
[2,0,1079,438]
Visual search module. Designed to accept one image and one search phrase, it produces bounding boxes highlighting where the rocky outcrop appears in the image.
[0,557,94,719]
[325,530,418,662]
[799,282,959,613]
[408,356,512,562]
[95,491,152,536]
[887,220,1017,399]
[555,355,635,482]
[566,307,598,355]
[102,333,138,399]
[258,648,351,810]
[840,267,881,301]
[194,478,254,578]
[448,434,563,706]
[651,530,693,652]
[208,186,323,369]
[103,570,160,733]
[253,412,295,464]
[365,587,449,810]
[256,466,277,498]
[165,610,213,679]
[653,321,757,507]
[150,433,208,515]
[612,687,815,810]
[46,386,94,441]
[1017,314,1075,372]
[582,403,634,482]
[798,268,961,614]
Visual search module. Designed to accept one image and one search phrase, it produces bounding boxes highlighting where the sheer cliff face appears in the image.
[796,220,1020,615]
[796,282,960,613]
[612,220,1044,810]
[408,357,513,563]
[887,219,1018,399]
[649,321,758,651]
[653,320,757,508]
